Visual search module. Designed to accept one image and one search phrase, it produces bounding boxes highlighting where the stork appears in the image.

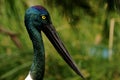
[24,5,84,80]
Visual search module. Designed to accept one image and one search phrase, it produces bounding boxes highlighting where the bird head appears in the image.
[24,5,84,79]
[25,5,52,31]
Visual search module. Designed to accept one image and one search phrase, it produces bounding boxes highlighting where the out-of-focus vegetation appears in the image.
[0,0,120,80]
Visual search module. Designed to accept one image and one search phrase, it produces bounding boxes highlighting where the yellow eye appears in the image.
[42,15,46,19]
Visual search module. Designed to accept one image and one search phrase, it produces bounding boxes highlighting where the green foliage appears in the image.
[0,0,120,80]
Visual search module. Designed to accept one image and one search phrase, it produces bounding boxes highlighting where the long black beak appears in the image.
[42,24,85,79]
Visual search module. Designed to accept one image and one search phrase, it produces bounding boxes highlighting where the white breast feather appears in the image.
[25,72,33,80]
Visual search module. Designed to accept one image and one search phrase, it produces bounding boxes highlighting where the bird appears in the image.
[24,5,85,80]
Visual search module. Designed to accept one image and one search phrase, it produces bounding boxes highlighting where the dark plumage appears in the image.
[24,5,85,80]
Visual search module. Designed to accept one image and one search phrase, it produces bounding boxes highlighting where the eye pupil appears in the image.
[42,15,46,19]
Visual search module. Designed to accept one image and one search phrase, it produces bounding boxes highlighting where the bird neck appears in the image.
[26,24,45,80]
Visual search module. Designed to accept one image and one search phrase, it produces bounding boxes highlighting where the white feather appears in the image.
[25,72,33,80]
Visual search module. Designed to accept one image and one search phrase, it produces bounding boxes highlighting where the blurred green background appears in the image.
[0,0,120,80]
